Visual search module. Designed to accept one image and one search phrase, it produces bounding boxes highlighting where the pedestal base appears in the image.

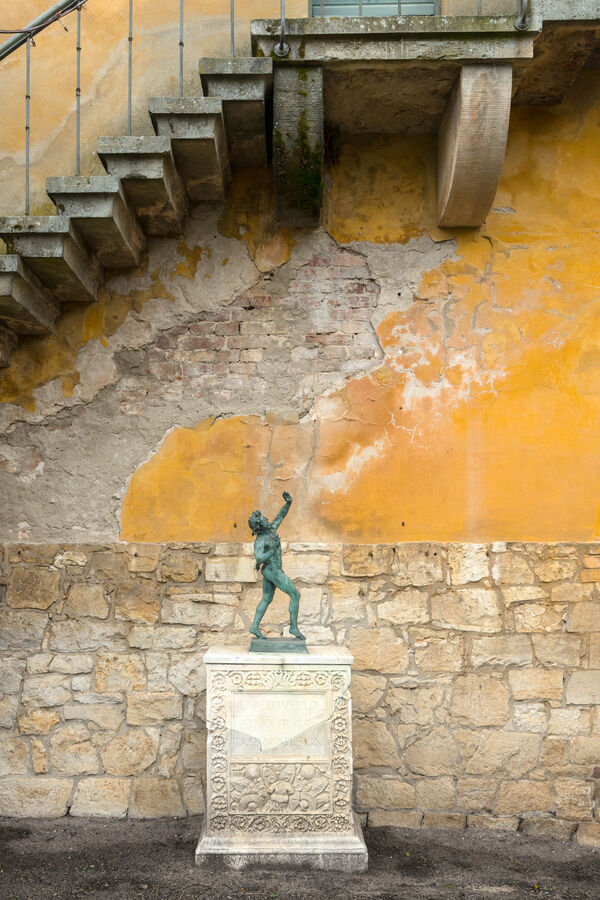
[196,812,368,872]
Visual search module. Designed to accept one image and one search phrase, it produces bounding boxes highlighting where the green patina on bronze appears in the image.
[248,491,306,648]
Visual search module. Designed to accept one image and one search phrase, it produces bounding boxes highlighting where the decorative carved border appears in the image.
[206,666,354,835]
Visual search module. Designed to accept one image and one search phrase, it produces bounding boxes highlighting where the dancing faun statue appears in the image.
[248,492,305,641]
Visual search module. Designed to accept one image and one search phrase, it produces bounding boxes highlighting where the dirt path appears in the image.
[1,817,599,900]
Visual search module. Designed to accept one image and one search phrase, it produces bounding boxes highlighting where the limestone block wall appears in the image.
[0,540,599,845]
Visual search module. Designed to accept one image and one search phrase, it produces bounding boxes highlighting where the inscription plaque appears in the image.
[230,690,330,758]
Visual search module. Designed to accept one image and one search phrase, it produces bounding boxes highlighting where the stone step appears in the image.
[199,57,273,167]
[46,175,144,269]
[0,217,102,303]
[97,136,188,236]
[148,97,230,203]
[0,255,60,336]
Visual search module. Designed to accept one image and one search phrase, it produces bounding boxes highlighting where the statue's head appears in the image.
[248,510,269,535]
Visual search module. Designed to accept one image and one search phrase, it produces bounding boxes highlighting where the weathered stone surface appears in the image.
[378,590,429,625]
[161,596,235,628]
[342,545,393,577]
[548,708,591,736]
[115,580,160,623]
[355,775,414,809]
[181,730,205,773]
[508,668,564,701]
[0,736,29,775]
[447,544,488,585]
[470,635,532,667]
[128,625,196,650]
[127,544,161,573]
[510,702,547,733]
[101,730,159,775]
[167,655,206,697]
[129,777,185,818]
[64,583,109,619]
[31,737,48,774]
[393,545,443,586]
[353,718,402,769]
[127,692,183,726]
[456,777,497,812]
[204,557,257,583]
[0,695,19,728]
[159,551,199,582]
[351,673,386,713]
[0,658,25,692]
[492,552,535,585]
[550,582,594,604]
[146,652,169,690]
[495,781,553,815]
[468,814,519,831]
[54,550,88,569]
[415,777,456,811]
[565,671,600,705]
[510,603,565,633]
[18,707,60,734]
[532,558,579,582]
[49,653,94,674]
[570,736,600,765]
[566,602,600,633]
[450,674,510,727]
[26,652,53,674]
[540,736,569,767]
[533,634,582,667]
[70,777,130,817]
[411,629,464,672]
[281,553,330,584]
[49,723,99,775]
[0,777,72,817]
[48,620,127,651]
[458,731,539,777]
[520,818,577,840]
[404,729,462,776]
[89,551,128,581]
[386,683,446,725]
[554,779,593,820]
[348,626,409,673]
[0,608,48,650]
[590,634,600,668]
[182,776,205,815]
[369,810,423,829]
[95,653,146,692]
[63,703,124,730]
[328,580,365,622]
[577,822,600,848]
[501,585,547,606]
[6,566,61,609]
[157,724,182,778]
[431,590,502,633]
[422,812,466,829]
[22,673,70,707]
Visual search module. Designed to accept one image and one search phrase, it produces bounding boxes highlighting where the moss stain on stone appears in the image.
[276,110,323,220]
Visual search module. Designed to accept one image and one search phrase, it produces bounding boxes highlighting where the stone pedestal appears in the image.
[195,645,368,872]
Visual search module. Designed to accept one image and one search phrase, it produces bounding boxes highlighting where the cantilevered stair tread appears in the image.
[0,255,60,335]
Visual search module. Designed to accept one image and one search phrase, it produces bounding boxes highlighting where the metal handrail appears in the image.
[0,0,87,61]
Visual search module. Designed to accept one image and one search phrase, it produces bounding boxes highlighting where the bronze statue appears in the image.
[248,491,305,641]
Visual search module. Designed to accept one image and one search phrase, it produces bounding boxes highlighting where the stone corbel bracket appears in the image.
[437,63,513,228]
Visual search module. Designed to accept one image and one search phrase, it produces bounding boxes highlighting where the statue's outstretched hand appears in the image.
[282,491,292,503]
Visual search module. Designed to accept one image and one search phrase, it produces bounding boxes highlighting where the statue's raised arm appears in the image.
[270,491,292,531]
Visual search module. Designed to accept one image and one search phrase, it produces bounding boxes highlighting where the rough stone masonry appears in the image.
[0,540,599,847]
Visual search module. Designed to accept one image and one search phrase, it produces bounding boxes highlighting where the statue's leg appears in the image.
[265,567,305,640]
[249,576,276,638]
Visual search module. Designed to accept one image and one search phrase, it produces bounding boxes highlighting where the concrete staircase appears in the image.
[0,57,273,367]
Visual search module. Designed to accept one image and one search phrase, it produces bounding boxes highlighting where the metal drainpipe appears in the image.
[515,0,531,31]
[273,0,289,58]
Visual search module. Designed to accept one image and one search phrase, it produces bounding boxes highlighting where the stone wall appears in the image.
[1,540,599,846]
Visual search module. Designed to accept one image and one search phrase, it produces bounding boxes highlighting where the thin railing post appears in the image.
[76,5,81,175]
[128,0,133,135]
[274,0,289,57]
[230,0,234,58]
[25,35,31,215]
[179,0,184,97]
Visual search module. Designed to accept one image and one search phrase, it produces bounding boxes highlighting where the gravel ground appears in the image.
[1,817,599,900]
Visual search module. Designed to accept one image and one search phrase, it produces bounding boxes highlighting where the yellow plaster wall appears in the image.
[122,72,600,543]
